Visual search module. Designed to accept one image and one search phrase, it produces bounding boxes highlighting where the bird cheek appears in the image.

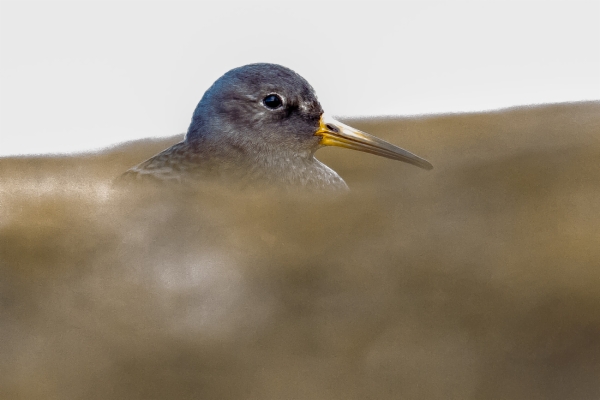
[310,134,323,149]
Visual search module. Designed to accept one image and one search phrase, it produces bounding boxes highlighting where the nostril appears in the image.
[326,124,339,133]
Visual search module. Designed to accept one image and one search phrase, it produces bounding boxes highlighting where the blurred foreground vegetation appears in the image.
[1,102,599,399]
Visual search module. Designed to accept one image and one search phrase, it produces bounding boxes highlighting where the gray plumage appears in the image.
[122,63,432,190]
[122,63,347,190]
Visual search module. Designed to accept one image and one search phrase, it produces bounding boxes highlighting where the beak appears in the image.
[315,114,433,170]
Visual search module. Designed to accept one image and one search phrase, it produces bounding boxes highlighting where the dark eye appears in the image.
[263,94,283,109]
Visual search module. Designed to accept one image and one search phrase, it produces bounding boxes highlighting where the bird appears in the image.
[121,63,432,190]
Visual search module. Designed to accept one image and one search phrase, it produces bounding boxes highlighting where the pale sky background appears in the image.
[0,0,598,156]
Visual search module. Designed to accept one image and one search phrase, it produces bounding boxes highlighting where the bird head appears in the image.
[186,63,432,170]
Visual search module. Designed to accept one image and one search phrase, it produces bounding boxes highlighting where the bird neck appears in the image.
[183,136,347,190]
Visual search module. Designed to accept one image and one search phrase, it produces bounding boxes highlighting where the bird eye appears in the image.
[263,94,283,110]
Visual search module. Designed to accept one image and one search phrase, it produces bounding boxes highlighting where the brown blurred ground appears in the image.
[1,101,599,400]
